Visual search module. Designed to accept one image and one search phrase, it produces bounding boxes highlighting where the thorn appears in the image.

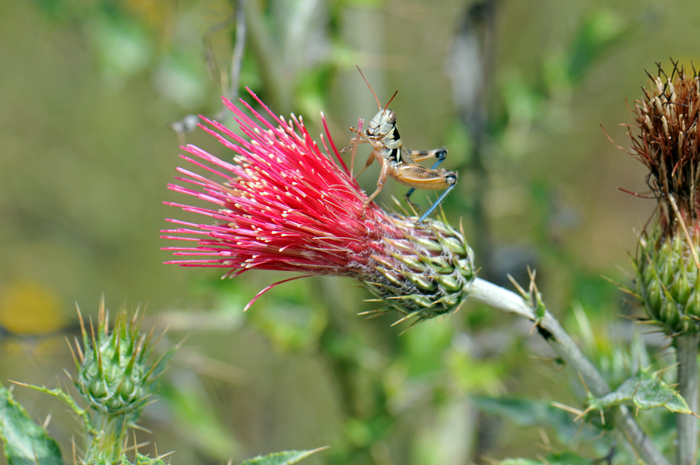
[507,273,527,297]
[390,312,418,327]
[551,401,584,417]
[668,193,700,269]
[398,317,424,335]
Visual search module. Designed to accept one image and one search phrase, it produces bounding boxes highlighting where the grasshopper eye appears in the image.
[385,110,396,124]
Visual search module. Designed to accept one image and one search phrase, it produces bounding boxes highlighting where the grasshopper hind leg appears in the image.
[417,182,456,224]
[404,151,448,215]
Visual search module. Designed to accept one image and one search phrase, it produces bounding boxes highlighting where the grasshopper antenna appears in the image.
[384,90,398,110]
[356,65,382,110]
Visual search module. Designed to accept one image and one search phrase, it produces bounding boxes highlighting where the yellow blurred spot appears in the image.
[0,281,67,335]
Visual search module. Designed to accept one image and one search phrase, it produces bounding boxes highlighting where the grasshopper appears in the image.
[347,67,457,223]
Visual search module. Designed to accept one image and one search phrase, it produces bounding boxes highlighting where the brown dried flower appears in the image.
[628,60,700,237]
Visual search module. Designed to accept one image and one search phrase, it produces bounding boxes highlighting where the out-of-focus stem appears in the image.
[469,278,670,465]
[216,0,247,122]
[245,0,291,113]
[676,333,699,465]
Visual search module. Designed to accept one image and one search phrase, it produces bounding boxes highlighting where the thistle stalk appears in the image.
[676,333,699,465]
[470,278,670,465]
[623,61,700,465]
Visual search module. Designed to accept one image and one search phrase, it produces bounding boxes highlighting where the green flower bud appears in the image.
[364,217,476,322]
[636,226,700,334]
[74,299,168,420]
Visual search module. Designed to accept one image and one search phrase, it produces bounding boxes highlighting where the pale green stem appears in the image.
[676,333,699,465]
[469,278,670,465]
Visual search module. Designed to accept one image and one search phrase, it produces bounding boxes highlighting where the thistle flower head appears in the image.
[626,61,700,334]
[163,90,475,322]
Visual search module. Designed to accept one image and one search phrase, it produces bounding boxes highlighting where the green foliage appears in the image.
[565,10,628,85]
[0,385,65,465]
[494,460,542,465]
[240,448,327,465]
[91,453,167,465]
[496,451,594,465]
[158,381,241,461]
[86,9,153,81]
[446,351,504,394]
[587,369,692,414]
[472,396,582,444]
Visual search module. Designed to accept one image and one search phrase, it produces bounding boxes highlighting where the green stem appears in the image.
[245,0,291,113]
[676,333,699,465]
[469,278,671,465]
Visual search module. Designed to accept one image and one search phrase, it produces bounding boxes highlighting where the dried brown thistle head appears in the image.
[628,60,700,238]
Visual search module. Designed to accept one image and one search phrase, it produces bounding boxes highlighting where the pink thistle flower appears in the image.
[162,90,475,321]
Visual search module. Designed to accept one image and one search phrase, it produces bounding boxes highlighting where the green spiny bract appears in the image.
[363,216,476,322]
[75,304,162,420]
[71,299,173,463]
[635,227,700,334]
[71,298,173,437]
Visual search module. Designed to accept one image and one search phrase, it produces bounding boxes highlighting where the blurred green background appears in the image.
[1,0,698,463]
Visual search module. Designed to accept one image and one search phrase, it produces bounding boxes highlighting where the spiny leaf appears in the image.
[0,385,66,465]
[472,396,583,443]
[494,460,542,465]
[495,452,592,465]
[543,451,596,465]
[11,383,93,435]
[588,368,692,413]
[240,447,327,465]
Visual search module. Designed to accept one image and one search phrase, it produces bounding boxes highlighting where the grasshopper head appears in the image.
[367,109,397,139]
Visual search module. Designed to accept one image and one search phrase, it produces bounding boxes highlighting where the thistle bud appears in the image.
[366,216,475,320]
[74,298,168,420]
[635,227,700,333]
[626,61,700,334]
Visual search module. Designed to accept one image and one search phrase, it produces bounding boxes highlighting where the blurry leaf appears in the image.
[542,451,594,465]
[0,385,66,465]
[339,0,383,8]
[239,53,264,95]
[247,278,327,352]
[447,351,503,394]
[30,0,73,20]
[566,10,627,84]
[240,447,327,465]
[500,71,542,125]
[296,65,333,119]
[153,52,209,109]
[571,273,618,317]
[571,303,652,389]
[402,320,453,377]
[473,396,579,443]
[495,452,591,465]
[443,121,472,168]
[494,459,542,465]
[588,369,691,413]
[344,418,373,447]
[159,380,241,461]
[88,10,152,81]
